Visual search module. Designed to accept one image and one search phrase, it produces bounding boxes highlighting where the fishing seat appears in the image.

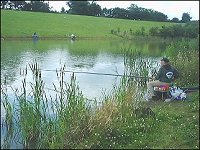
[153,83,173,100]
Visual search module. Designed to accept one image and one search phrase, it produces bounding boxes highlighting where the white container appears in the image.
[164,98,171,102]
[180,92,187,99]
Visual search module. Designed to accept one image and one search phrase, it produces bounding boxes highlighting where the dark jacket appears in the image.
[155,64,179,83]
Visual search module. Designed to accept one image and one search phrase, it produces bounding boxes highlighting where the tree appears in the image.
[112,7,128,19]
[181,13,192,23]
[7,1,15,10]
[21,2,32,11]
[101,8,113,17]
[9,1,25,10]
[1,0,8,9]
[88,2,102,16]
[127,4,167,21]
[171,17,179,23]
[67,1,90,15]
[127,4,141,20]
[20,1,50,12]
[31,1,50,12]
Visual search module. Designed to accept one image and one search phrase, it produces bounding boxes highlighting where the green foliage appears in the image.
[134,26,146,36]
[149,27,159,36]
[149,21,199,38]
[165,38,199,87]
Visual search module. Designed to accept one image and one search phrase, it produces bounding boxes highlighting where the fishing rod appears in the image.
[20,68,153,79]
[44,69,153,79]
[40,69,200,92]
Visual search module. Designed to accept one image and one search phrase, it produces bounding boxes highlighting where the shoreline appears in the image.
[1,36,185,41]
[1,36,120,40]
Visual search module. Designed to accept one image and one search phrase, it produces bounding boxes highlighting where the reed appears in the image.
[1,81,14,149]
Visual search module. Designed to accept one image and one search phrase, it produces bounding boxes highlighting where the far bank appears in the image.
[1,10,176,38]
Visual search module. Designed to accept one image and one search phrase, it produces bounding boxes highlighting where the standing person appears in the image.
[146,57,179,100]
[32,32,39,40]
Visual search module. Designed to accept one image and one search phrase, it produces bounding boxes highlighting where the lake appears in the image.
[1,38,172,112]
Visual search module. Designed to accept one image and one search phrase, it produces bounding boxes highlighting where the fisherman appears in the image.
[70,34,76,40]
[32,32,39,39]
[146,57,179,100]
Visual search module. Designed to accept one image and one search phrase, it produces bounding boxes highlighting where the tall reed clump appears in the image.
[1,77,14,149]
[1,62,91,149]
[123,48,159,85]
[165,37,199,87]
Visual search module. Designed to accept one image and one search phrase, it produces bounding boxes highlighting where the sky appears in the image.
[48,1,199,20]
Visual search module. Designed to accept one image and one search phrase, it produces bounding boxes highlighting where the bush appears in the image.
[149,21,199,38]
[149,27,159,36]
[165,38,199,87]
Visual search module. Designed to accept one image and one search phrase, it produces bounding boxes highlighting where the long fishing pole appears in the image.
[41,69,153,79]
[18,67,153,79]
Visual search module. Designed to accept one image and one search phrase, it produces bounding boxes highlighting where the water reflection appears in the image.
[32,38,38,44]
[1,39,169,97]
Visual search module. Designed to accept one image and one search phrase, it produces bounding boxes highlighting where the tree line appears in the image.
[1,0,193,23]
[1,1,51,12]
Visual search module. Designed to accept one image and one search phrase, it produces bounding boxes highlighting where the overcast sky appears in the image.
[48,1,199,20]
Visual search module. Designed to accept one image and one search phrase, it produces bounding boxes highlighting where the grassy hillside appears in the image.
[1,10,176,38]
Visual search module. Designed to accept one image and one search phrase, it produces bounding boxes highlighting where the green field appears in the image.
[1,10,176,38]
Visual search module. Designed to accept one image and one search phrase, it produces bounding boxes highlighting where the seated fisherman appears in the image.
[146,57,179,100]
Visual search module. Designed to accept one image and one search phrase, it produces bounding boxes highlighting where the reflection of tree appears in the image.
[67,47,99,56]
[158,41,168,52]
[1,43,21,83]
[71,55,97,69]
[67,40,102,56]
[148,40,171,55]
[148,42,158,52]
[1,51,21,84]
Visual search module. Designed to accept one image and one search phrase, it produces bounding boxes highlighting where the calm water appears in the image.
[1,39,171,106]
[1,38,172,148]
[1,39,171,111]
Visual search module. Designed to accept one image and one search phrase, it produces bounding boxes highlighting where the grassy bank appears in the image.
[1,10,175,38]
